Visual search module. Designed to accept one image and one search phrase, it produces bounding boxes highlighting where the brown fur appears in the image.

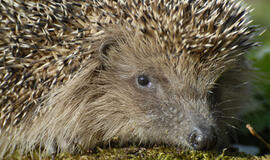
[0,0,262,157]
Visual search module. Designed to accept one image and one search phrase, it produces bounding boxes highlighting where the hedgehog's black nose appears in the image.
[188,126,217,150]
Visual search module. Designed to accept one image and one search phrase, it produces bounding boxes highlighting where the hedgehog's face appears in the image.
[98,34,245,151]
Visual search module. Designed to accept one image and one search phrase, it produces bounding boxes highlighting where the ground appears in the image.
[4,147,270,160]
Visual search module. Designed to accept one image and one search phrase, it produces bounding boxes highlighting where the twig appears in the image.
[246,124,270,149]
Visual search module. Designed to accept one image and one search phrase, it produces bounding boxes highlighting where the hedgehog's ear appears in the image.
[99,38,117,60]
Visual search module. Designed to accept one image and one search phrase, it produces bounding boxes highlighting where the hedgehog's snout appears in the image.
[188,126,217,150]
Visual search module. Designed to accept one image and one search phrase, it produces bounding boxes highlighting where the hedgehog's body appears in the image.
[0,0,261,157]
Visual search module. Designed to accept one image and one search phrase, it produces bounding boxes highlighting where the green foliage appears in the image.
[243,1,270,130]
[238,0,270,154]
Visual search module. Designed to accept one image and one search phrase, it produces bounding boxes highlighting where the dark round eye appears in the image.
[137,75,151,87]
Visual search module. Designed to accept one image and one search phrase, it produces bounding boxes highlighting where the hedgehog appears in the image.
[0,0,262,157]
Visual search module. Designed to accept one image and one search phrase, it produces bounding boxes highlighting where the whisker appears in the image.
[218,120,242,132]
[211,110,225,116]
[215,115,246,124]
[214,99,235,107]
[220,106,246,111]
[234,81,249,88]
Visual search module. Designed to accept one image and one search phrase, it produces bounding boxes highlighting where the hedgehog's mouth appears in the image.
[91,133,229,152]
[92,122,232,152]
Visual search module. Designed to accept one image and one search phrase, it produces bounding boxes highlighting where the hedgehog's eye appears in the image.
[137,75,152,88]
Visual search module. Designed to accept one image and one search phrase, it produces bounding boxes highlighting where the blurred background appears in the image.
[238,0,270,155]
